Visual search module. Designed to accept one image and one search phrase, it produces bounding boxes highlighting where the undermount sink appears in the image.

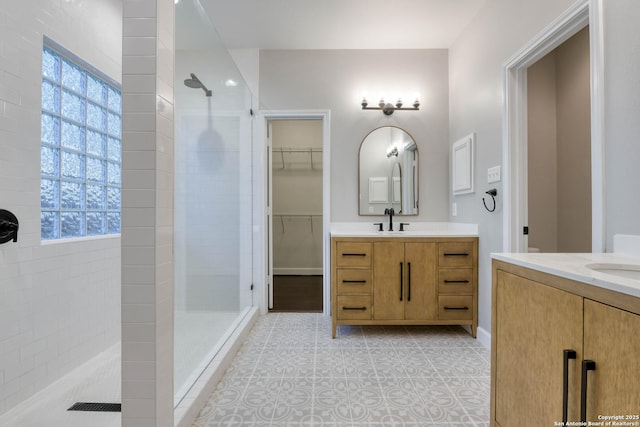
[586,263,640,281]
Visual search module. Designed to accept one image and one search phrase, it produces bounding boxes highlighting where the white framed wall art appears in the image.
[452,133,475,195]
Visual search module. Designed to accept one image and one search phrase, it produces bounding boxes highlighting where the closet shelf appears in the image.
[273,213,322,217]
[273,213,322,234]
[273,147,323,170]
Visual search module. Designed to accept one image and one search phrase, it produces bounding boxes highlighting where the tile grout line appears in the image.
[241,313,278,425]
[405,326,437,426]
[311,313,319,425]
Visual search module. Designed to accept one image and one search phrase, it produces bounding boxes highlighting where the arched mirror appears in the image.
[359,126,418,215]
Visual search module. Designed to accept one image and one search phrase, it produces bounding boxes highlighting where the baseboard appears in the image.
[476,325,491,350]
[174,306,259,427]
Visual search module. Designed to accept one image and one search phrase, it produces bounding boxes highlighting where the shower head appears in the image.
[184,73,212,96]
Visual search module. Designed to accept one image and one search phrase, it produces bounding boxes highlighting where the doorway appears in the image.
[269,119,324,312]
[503,0,605,253]
[527,27,591,253]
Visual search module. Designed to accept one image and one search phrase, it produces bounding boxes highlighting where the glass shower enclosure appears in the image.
[174,0,255,405]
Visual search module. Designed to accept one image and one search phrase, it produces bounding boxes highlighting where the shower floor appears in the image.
[0,310,246,427]
[174,309,245,404]
[0,343,121,427]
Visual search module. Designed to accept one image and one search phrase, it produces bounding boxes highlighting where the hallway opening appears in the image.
[527,26,592,253]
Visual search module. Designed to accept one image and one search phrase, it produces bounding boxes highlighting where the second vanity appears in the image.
[330,222,478,338]
[491,252,640,426]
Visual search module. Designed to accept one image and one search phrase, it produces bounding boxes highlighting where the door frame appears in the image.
[256,110,331,315]
[502,0,605,252]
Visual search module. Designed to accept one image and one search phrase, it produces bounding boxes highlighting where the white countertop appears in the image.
[492,252,640,299]
[330,222,478,237]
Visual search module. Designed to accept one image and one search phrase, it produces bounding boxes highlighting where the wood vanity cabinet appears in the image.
[331,236,478,338]
[491,260,640,427]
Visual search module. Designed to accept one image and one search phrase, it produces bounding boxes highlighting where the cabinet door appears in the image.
[583,299,640,420]
[404,242,437,320]
[494,271,583,426]
[373,241,405,320]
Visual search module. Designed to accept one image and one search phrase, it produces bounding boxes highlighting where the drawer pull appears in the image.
[443,306,469,311]
[580,360,596,422]
[443,280,470,284]
[399,262,403,301]
[342,280,367,284]
[444,253,469,257]
[342,253,367,257]
[407,262,411,302]
[563,349,577,425]
[342,306,367,311]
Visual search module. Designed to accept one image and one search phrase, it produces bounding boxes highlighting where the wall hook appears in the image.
[0,209,19,244]
[483,189,497,212]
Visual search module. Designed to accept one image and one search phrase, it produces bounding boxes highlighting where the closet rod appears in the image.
[273,213,322,217]
[273,147,323,169]
[273,148,323,153]
[274,214,322,234]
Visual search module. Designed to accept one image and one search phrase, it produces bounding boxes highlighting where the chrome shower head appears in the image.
[184,73,212,96]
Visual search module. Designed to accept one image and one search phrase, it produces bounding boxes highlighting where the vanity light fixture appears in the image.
[361,96,420,115]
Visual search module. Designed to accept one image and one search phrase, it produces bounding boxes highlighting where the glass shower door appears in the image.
[174,0,255,406]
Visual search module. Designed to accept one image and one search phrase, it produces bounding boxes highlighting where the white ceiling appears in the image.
[186,0,487,50]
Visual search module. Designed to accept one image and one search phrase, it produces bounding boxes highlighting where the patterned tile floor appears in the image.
[192,313,490,427]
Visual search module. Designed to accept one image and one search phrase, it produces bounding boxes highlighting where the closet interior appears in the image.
[271,120,323,311]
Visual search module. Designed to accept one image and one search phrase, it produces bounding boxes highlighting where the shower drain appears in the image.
[68,402,121,412]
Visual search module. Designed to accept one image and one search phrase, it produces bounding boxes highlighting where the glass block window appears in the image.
[41,40,122,240]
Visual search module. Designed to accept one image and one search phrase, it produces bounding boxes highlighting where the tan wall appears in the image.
[528,52,559,252]
[527,27,591,253]
[556,27,591,252]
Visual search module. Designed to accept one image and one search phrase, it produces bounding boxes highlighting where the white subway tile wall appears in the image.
[121,0,174,426]
[0,0,122,416]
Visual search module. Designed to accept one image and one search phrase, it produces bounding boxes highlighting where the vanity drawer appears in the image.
[438,242,474,268]
[438,268,474,295]
[336,242,372,268]
[337,269,372,294]
[336,295,372,320]
[438,295,473,320]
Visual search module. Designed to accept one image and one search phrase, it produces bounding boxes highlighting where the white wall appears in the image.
[603,0,640,247]
[0,0,122,415]
[449,0,580,336]
[450,0,640,335]
[259,49,450,223]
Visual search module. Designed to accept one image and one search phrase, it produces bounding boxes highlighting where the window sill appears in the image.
[41,233,120,245]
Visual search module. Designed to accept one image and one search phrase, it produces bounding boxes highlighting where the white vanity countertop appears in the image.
[330,222,478,237]
[492,252,640,299]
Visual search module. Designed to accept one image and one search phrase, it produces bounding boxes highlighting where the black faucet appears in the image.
[384,208,395,231]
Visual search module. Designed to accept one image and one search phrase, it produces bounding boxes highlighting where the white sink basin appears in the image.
[586,263,640,281]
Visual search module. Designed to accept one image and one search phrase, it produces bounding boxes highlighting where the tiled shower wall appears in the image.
[121,0,174,426]
[0,0,122,416]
